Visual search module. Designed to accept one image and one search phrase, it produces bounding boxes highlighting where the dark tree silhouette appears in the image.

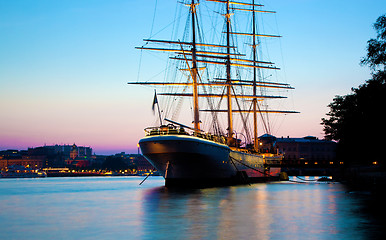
[361,15,386,70]
[102,156,129,171]
[322,14,386,164]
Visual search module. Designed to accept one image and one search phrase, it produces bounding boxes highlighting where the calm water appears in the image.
[0,176,384,240]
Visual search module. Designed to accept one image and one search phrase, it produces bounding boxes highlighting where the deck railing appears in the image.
[144,125,227,144]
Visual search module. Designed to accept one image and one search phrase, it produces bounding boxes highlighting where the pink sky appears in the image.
[1,0,382,154]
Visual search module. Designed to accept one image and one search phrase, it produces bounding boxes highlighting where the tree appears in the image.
[102,156,129,171]
[361,15,386,70]
[322,14,386,164]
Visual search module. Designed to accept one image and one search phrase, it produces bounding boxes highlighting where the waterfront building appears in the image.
[1,144,94,169]
[113,153,154,173]
[133,154,153,173]
[64,144,92,168]
[258,134,337,164]
[70,144,78,159]
[44,144,93,159]
[0,150,45,169]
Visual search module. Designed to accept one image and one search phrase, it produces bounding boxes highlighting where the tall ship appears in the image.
[129,0,298,187]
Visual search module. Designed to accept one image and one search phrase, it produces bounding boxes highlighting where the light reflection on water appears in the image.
[0,176,384,239]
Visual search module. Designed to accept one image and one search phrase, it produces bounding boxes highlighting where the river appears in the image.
[0,176,384,239]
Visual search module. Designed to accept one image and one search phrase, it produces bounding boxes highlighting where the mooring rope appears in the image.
[229,156,335,184]
[295,176,318,182]
[290,176,336,184]
[228,155,273,177]
[139,168,157,185]
[228,156,251,185]
[288,179,309,184]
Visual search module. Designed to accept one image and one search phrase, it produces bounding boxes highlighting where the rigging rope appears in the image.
[149,0,158,38]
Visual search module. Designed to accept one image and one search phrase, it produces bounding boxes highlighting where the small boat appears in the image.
[1,165,47,178]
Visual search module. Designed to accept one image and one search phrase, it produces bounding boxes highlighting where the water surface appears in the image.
[0,177,384,239]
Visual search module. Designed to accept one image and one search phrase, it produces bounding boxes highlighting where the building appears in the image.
[64,144,92,168]
[0,150,45,169]
[132,154,153,173]
[113,152,154,173]
[44,144,92,159]
[258,134,337,164]
[1,144,94,169]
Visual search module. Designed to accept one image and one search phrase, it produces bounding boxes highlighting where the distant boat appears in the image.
[129,0,298,187]
[1,165,47,178]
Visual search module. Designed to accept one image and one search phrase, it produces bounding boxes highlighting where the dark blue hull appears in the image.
[139,135,279,187]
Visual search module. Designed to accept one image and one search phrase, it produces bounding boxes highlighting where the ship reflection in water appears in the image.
[141,178,383,239]
[0,177,384,239]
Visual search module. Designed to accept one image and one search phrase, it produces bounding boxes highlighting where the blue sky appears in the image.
[1,0,385,154]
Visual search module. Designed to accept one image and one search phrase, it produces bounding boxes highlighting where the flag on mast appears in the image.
[152,89,163,125]
[152,89,158,113]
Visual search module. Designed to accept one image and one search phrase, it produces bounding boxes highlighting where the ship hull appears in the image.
[139,135,281,187]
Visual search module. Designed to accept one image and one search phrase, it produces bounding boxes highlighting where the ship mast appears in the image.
[130,0,299,144]
[225,0,234,144]
[190,0,200,131]
[252,0,258,151]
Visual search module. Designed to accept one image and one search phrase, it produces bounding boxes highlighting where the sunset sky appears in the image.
[1,0,385,155]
